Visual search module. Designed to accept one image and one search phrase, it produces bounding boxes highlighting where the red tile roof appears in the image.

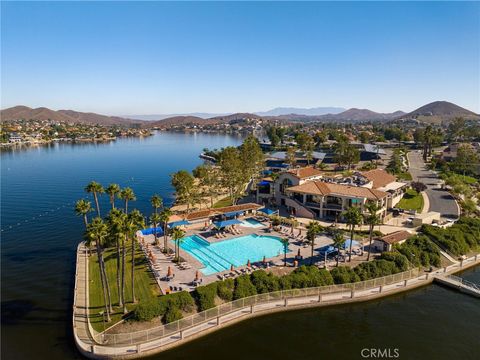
[286,181,388,200]
[361,169,396,189]
[287,166,323,179]
[185,203,263,220]
[379,230,412,245]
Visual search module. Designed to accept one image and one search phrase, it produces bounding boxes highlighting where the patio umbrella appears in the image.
[262,256,267,264]
[195,270,200,281]
[230,264,234,271]
[167,266,173,278]
[297,248,301,257]
[247,259,251,268]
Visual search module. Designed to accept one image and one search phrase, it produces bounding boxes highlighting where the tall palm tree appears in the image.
[342,207,362,262]
[106,183,121,210]
[306,221,323,265]
[85,217,112,321]
[107,208,126,307]
[280,237,290,266]
[150,194,163,215]
[171,227,186,262]
[75,199,93,229]
[119,214,136,312]
[364,202,381,261]
[159,207,173,253]
[150,212,162,246]
[127,209,144,304]
[85,181,104,217]
[332,230,346,267]
[119,187,136,214]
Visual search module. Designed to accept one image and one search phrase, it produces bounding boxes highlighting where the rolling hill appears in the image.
[399,101,479,123]
[0,106,144,126]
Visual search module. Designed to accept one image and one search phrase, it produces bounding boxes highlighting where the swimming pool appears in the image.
[241,218,264,228]
[177,234,288,275]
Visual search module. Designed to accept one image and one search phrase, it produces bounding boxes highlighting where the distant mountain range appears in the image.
[1,101,478,127]
[255,106,346,117]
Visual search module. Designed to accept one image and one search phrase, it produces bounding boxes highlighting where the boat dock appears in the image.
[434,274,480,298]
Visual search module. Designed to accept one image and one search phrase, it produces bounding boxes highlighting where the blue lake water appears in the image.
[1,131,479,360]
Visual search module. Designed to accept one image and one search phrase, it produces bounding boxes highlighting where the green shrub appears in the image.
[133,300,163,322]
[250,270,280,294]
[233,275,257,300]
[159,291,194,312]
[163,306,183,323]
[288,266,334,288]
[278,276,292,290]
[378,252,409,272]
[193,283,217,311]
[217,278,235,301]
[330,266,360,284]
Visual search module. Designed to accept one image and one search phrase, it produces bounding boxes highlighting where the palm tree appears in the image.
[150,194,163,215]
[119,187,136,214]
[159,207,173,253]
[280,237,290,266]
[332,230,346,267]
[127,209,144,304]
[85,217,112,321]
[106,183,121,210]
[106,208,126,307]
[171,227,186,262]
[342,207,362,262]
[75,199,93,229]
[119,214,135,312]
[364,202,381,261]
[85,181,104,217]
[306,221,323,265]
[150,212,162,246]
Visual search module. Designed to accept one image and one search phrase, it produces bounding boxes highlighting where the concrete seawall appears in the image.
[73,244,479,359]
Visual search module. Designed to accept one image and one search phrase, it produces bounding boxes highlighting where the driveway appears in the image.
[407,151,459,220]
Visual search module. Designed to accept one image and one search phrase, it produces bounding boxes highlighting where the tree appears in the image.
[106,208,126,307]
[447,117,466,142]
[239,135,265,184]
[193,164,220,208]
[364,202,381,261]
[331,230,346,267]
[411,181,427,193]
[334,141,360,170]
[127,209,144,304]
[358,131,371,144]
[119,187,136,214]
[342,207,362,262]
[75,199,93,229]
[85,181,104,217]
[150,194,163,215]
[171,170,195,211]
[106,183,121,210]
[159,207,173,253]
[296,133,315,164]
[453,145,478,177]
[218,147,247,205]
[286,146,297,168]
[85,217,112,320]
[150,212,162,246]
[280,237,289,266]
[171,227,186,262]
[306,221,323,265]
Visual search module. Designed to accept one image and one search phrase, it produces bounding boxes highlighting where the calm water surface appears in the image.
[1,131,479,360]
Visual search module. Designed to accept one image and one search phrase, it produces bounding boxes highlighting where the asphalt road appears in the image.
[407,151,459,220]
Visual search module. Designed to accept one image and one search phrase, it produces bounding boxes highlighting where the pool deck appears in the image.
[141,217,367,294]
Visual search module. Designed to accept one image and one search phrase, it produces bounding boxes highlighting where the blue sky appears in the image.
[1,1,479,115]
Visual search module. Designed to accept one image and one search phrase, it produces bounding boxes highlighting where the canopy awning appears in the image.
[259,208,278,215]
[223,210,244,218]
[213,219,242,228]
[168,220,191,228]
[258,180,271,186]
[141,227,164,236]
[318,245,337,255]
[343,239,361,249]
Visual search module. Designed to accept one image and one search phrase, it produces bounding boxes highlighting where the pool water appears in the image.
[178,234,288,275]
[241,218,264,228]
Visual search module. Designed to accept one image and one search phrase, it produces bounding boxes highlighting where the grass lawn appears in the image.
[397,189,424,212]
[397,172,413,181]
[213,196,233,208]
[88,242,160,332]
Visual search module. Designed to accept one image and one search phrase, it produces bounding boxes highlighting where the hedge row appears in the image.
[133,291,194,322]
[396,235,441,268]
[421,217,480,256]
